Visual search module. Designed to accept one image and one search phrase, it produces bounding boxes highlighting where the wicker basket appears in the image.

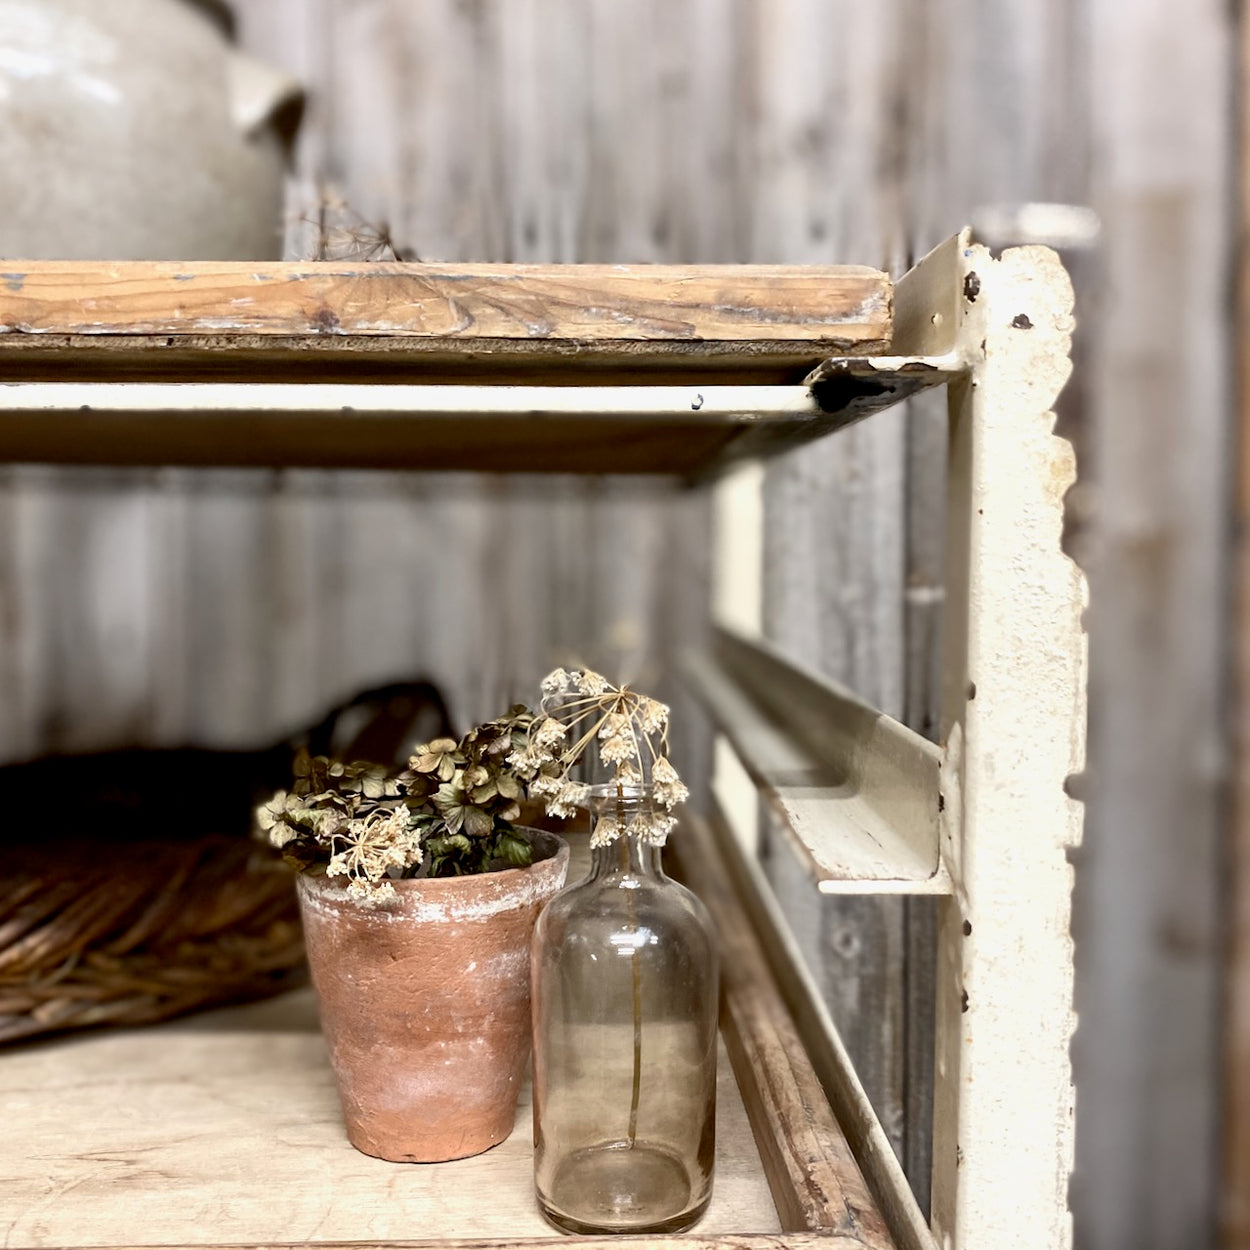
[0,679,453,1046]
[0,835,305,1045]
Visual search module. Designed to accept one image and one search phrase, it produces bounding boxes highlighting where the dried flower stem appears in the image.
[626,832,644,1148]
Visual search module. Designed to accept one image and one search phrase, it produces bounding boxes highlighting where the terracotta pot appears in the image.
[296,831,569,1163]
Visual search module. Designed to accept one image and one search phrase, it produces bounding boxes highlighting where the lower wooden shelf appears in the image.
[0,990,776,1246]
[0,819,895,1250]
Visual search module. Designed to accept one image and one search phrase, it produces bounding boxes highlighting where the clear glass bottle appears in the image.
[531,787,718,1234]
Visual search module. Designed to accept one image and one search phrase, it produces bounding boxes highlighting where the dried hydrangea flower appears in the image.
[519,667,688,846]
[651,757,689,809]
[589,815,621,849]
[542,668,572,697]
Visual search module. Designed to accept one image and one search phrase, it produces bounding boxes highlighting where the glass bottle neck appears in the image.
[588,832,663,881]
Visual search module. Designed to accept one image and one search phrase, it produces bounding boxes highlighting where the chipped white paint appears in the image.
[700,233,1084,1250]
[929,239,1085,1250]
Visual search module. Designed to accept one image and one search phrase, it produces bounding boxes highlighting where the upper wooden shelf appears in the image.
[0,260,892,385]
[0,260,963,474]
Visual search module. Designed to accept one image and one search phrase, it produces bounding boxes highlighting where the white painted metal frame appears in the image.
[0,233,1085,1250]
[708,232,1086,1250]
[0,382,829,424]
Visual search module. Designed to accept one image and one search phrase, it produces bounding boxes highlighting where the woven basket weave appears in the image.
[0,835,304,1045]
[0,679,453,1047]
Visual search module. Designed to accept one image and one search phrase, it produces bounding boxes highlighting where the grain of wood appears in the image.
[61,1239,861,1250]
[1071,6,1229,1248]
[0,989,779,1247]
[669,815,891,1244]
[738,0,915,1191]
[0,261,892,347]
[1225,5,1250,1243]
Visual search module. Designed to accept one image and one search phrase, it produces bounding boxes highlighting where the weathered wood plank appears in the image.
[1226,2,1250,1240]
[1071,6,1228,1247]
[686,805,935,1250]
[0,988,779,1247]
[0,260,891,346]
[49,1239,859,1250]
[748,0,914,1195]
[669,815,893,1243]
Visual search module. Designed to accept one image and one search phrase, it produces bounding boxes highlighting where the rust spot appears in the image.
[961,990,969,1014]
[963,272,980,302]
[810,369,896,413]
[1011,313,1033,329]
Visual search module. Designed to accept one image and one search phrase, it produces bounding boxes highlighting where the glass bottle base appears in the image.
[537,1139,711,1235]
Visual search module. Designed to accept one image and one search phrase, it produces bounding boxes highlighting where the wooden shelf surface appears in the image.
[0,261,892,386]
[0,821,895,1250]
[0,990,774,1247]
[0,261,959,475]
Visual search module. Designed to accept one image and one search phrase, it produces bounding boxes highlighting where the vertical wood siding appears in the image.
[1075,3,1231,1247]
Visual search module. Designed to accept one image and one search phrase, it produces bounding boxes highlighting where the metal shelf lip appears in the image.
[0,368,962,473]
[684,628,951,895]
[0,379,824,417]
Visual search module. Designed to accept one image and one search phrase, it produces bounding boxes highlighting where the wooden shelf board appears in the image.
[684,630,950,894]
[669,821,893,1245]
[0,989,776,1248]
[0,261,892,387]
[692,808,935,1250]
[1,822,894,1250]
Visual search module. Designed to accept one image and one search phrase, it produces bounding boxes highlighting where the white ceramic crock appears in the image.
[0,0,303,259]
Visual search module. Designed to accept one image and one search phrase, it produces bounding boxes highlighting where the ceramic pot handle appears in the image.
[226,50,304,152]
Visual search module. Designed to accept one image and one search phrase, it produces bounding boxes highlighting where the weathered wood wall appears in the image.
[1075,3,1231,1248]
[0,1,1232,1246]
